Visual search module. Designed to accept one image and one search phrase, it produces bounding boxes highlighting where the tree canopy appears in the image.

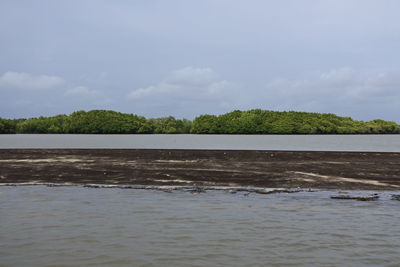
[191,110,400,134]
[1,109,399,134]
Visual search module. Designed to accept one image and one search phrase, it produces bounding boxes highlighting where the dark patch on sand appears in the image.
[0,149,399,190]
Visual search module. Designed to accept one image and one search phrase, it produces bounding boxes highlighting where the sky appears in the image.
[1,0,400,122]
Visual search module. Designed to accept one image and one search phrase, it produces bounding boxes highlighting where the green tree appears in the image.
[0,118,17,134]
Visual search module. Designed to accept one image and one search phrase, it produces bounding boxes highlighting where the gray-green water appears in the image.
[0,134,400,151]
[1,186,400,266]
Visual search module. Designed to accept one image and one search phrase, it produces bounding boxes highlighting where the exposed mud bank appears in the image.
[0,149,399,190]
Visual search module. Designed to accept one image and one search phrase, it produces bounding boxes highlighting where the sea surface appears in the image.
[1,186,400,266]
[0,134,400,151]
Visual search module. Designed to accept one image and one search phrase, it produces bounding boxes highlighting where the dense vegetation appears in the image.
[191,110,400,134]
[8,110,192,134]
[1,109,399,134]
[0,118,17,134]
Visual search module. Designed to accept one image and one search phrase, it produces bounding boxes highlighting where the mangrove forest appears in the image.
[1,109,399,134]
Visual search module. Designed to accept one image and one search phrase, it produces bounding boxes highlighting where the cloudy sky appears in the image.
[1,0,399,122]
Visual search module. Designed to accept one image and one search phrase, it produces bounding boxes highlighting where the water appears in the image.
[1,186,400,266]
[0,134,400,151]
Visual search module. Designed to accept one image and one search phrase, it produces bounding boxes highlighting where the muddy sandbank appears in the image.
[0,149,399,190]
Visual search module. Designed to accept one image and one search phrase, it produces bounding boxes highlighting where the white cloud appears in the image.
[129,66,240,104]
[166,67,219,87]
[0,71,64,90]
[64,86,111,105]
[265,67,400,100]
[65,86,96,96]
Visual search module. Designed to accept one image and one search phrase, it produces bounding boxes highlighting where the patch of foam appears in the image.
[153,179,195,184]
[292,171,400,188]
[154,160,198,163]
[0,158,94,163]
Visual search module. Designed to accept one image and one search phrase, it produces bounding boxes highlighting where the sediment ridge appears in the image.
[0,149,399,190]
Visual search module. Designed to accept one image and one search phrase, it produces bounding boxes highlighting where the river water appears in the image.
[1,186,400,266]
[0,134,400,151]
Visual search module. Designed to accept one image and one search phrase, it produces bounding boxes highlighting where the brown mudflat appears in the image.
[0,149,399,190]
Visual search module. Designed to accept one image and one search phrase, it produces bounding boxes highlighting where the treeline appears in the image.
[1,109,399,134]
[1,110,191,134]
[191,110,400,134]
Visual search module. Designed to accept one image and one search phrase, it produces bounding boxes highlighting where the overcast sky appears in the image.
[1,0,400,122]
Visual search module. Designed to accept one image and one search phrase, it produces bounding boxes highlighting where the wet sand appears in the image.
[0,149,399,190]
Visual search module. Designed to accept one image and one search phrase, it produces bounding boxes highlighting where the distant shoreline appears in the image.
[1,149,399,190]
[1,109,399,134]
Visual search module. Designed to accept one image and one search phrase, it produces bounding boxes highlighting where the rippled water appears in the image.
[1,134,400,151]
[1,187,400,266]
